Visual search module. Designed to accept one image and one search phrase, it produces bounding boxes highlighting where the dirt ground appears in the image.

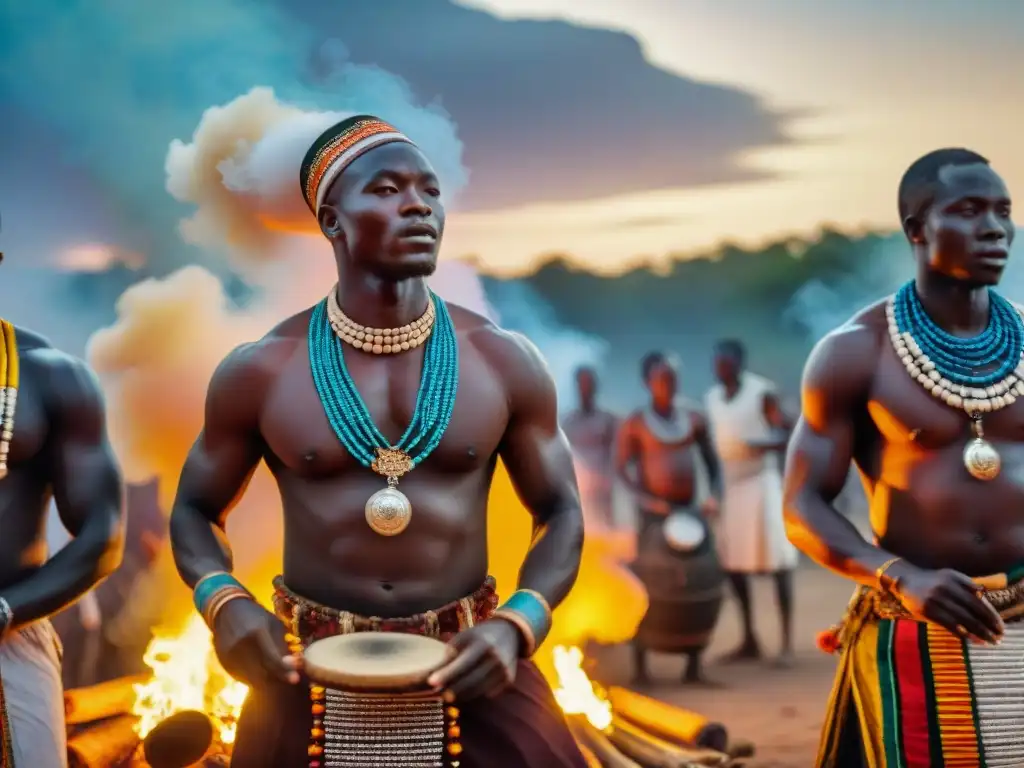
[589,563,854,768]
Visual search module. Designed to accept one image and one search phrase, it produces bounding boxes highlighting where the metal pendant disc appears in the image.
[963,438,1001,481]
[365,486,413,536]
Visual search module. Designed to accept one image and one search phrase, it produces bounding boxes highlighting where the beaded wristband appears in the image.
[493,589,552,658]
[0,597,12,641]
[205,588,252,629]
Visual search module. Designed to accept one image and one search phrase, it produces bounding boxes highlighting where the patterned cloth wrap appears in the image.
[0,672,12,768]
[816,565,1024,768]
[272,576,500,768]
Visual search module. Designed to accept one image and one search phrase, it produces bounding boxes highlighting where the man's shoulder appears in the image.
[801,300,888,406]
[8,328,106,420]
[17,328,97,392]
[806,299,888,368]
[450,303,547,375]
[210,308,312,391]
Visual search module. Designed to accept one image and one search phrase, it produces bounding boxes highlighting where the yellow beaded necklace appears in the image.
[0,321,19,479]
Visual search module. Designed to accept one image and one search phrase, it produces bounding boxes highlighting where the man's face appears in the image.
[319,143,445,281]
[713,351,740,383]
[647,360,677,402]
[576,369,596,404]
[918,163,1013,286]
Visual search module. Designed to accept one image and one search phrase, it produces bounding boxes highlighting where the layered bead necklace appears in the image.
[0,320,19,479]
[887,281,1024,481]
[327,287,435,355]
[308,289,459,535]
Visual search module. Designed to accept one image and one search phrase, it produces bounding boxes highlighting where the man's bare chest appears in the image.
[260,353,508,478]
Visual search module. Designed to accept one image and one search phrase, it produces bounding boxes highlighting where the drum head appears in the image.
[663,512,706,552]
[303,632,452,692]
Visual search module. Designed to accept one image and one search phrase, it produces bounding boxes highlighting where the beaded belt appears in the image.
[272,577,499,768]
[820,575,1024,656]
[272,575,499,645]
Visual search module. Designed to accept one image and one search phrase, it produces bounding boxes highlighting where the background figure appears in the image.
[562,366,619,531]
[617,352,724,685]
[705,339,798,665]
[50,479,168,686]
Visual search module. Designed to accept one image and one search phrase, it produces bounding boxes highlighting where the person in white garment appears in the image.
[561,366,619,531]
[704,339,798,665]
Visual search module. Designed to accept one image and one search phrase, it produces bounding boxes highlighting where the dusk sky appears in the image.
[450,0,1024,274]
[1,0,1020,277]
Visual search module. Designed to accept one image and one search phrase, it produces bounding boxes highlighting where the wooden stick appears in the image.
[608,686,728,750]
[568,715,642,768]
[608,716,730,767]
[66,714,141,768]
[578,741,604,768]
[64,673,150,726]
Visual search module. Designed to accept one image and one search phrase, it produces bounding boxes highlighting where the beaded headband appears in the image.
[299,115,415,213]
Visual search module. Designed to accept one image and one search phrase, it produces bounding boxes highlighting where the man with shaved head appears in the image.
[784,148,1022,765]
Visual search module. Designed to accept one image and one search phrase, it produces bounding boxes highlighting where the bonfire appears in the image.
[63,621,750,767]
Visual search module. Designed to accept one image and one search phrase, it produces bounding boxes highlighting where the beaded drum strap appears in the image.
[309,688,462,768]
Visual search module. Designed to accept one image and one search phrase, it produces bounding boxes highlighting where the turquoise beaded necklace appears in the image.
[307,291,459,534]
[886,280,1024,482]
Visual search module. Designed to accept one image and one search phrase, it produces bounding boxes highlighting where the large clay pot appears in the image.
[630,509,725,654]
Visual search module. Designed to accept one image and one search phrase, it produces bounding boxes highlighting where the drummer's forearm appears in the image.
[515,500,585,611]
[169,503,235,587]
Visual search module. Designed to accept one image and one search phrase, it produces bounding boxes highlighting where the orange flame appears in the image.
[551,645,612,731]
[131,615,248,745]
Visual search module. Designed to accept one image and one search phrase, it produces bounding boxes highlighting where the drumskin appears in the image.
[816,565,1024,767]
[235,579,587,768]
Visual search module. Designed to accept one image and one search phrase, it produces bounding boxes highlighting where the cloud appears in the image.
[276,0,792,210]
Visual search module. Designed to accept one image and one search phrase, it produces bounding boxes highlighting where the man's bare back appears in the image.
[798,299,1024,577]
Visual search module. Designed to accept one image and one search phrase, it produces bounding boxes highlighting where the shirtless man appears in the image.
[783,148,1018,766]
[562,366,618,529]
[0,319,124,766]
[705,340,798,665]
[169,115,587,767]
[616,352,723,684]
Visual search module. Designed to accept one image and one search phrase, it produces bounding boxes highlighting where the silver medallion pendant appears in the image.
[963,417,1001,482]
[364,485,413,536]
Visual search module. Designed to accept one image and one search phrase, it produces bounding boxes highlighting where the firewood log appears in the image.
[568,715,642,768]
[607,716,730,767]
[608,687,728,750]
[66,715,141,768]
[64,674,150,726]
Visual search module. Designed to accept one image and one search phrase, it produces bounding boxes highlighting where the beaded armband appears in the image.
[493,589,552,658]
[193,571,253,629]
